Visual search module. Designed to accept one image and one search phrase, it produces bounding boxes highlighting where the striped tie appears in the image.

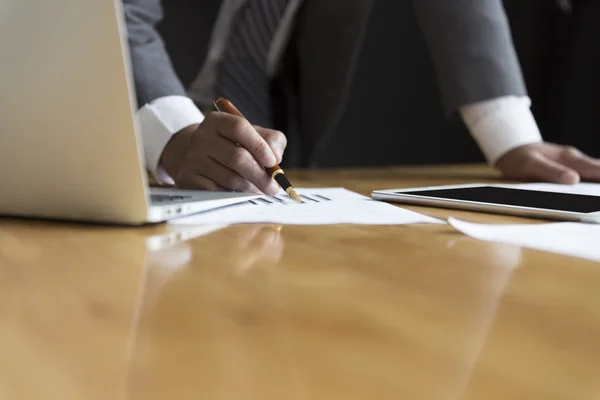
[215,0,291,128]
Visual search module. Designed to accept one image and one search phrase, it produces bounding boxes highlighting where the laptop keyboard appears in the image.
[150,194,193,203]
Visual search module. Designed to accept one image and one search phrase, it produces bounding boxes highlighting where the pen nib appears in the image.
[288,189,302,203]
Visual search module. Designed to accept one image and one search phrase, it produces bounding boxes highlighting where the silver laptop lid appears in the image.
[0,0,150,224]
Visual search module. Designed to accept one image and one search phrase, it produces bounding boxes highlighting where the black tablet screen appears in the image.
[397,186,600,213]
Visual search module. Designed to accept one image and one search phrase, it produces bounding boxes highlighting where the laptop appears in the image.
[0,0,259,225]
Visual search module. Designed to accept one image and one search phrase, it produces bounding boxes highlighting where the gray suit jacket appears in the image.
[123,0,527,166]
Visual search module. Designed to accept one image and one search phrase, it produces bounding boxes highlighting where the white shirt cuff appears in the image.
[460,96,543,165]
[136,96,204,184]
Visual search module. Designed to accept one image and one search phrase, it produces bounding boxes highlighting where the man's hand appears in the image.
[159,112,287,194]
[495,143,600,184]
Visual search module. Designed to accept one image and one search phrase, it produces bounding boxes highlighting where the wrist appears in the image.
[460,96,543,164]
[136,96,204,184]
[159,123,200,179]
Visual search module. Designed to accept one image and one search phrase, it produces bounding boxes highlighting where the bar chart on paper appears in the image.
[169,188,444,226]
[247,192,333,206]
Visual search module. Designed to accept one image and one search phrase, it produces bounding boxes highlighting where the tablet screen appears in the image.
[398,186,600,213]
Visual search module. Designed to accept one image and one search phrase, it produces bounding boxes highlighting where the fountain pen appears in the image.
[213,97,301,202]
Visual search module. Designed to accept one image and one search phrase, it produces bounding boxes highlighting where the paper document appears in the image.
[505,182,600,196]
[170,188,443,225]
[449,217,600,263]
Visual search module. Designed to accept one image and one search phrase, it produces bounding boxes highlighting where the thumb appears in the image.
[526,153,580,184]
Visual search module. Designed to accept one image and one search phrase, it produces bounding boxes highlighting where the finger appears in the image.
[179,151,263,193]
[254,126,287,164]
[523,152,580,184]
[201,157,262,194]
[175,172,227,191]
[210,135,280,195]
[211,112,277,167]
[560,147,600,181]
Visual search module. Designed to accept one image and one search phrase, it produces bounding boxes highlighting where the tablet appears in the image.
[372,184,600,223]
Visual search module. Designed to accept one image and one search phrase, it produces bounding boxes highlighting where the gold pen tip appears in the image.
[289,189,302,203]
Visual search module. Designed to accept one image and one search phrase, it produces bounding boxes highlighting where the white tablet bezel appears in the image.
[371,183,600,223]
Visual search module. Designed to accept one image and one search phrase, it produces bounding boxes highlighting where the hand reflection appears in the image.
[140,224,285,309]
[228,224,285,274]
[125,224,286,399]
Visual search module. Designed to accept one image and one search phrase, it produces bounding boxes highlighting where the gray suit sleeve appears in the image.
[413,0,527,116]
[122,0,187,106]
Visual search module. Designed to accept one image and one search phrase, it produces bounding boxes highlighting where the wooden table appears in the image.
[2,165,599,399]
